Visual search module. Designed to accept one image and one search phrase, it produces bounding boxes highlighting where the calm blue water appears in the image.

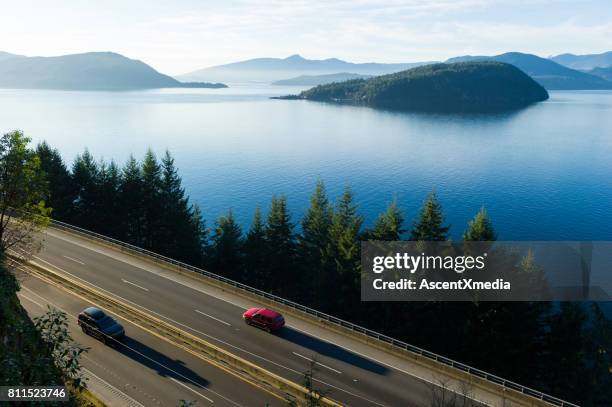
[0,86,611,240]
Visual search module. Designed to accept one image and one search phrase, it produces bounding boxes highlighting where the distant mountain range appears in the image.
[177,54,433,83]
[0,51,227,90]
[277,61,548,113]
[446,52,612,90]
[3,50,612,92]
[550,51,612,70]
[587,66,612,81]
[272,72,372,86]
[180,52,612,90]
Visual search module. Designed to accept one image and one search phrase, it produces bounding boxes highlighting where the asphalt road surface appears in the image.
[24,228,497,407]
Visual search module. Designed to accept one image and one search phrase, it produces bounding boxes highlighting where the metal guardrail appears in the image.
[49,219,579,407]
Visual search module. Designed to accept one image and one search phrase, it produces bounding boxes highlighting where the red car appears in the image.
[243,307,285,332]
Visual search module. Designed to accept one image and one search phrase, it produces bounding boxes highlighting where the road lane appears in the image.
[16,269,283,407]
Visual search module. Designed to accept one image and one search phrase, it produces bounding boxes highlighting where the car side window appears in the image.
[84,316,96,328]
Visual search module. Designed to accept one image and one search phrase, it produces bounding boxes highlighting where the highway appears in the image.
[16,267,283,407]
[25,227,502,407]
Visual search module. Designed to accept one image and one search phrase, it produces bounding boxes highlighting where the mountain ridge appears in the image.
[0,51,227,90]
[272,72,372,86]
[550,51,612,70]
[178,54,435,83]
[588,66,612,81]
[446,52,612,90]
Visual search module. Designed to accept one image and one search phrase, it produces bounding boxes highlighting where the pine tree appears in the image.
[299,181,333,303]
[265,196,296,296]
[118,155,144,245]
[541,302,590,403]
[188,204,209,265]
[158,150,199,260]
[210,210,244,280]
[585,303,612,406]
[369,199,405,240]
[161,151,186,208]
[410,192,449,241]
[463,207,496,241]
[141,149,162,249]
[35,142,75,222]
[460,299,551,387]
[324,187,363,315]
[244,208,269,288]
[71,150,99,230]
[96,160,121,237]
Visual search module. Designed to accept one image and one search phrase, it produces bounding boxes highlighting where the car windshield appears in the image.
[87,309,105,319]
[97,316,116,329]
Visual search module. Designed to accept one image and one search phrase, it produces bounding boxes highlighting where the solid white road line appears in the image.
[18,293,44,308]
[292,352,343,374]
[63,255,85,265]
[121,279,150,292]
[169,378,214,403]
[194,309,232,326]
[20,284,79,317]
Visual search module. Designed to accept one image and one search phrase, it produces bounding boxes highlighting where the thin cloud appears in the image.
[0,0,610,74]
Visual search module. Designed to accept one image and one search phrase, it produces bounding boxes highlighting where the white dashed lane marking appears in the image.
[292,352,342,374]
[195,309,232,326]
[63,255,86,265]
[121,279,150,292]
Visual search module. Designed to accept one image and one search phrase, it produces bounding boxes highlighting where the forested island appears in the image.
[448,52,612,90]
[276,61,549,113]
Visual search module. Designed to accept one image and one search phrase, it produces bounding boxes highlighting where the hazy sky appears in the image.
[1,0,611,75]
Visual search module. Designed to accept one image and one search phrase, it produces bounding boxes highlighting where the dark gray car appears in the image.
[78,306,125,344]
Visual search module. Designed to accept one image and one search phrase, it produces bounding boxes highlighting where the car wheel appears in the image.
[244,319,251,325]
[101,335,107,345]
[264,326,271,333]
[81,326,88,335]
